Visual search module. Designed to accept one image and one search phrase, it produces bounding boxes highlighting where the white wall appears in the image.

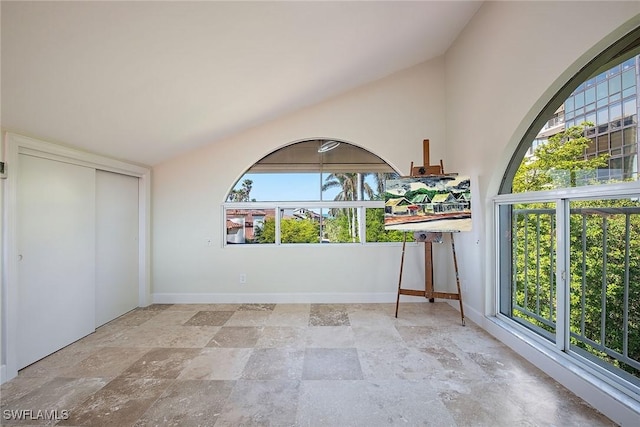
[152,58,451,302]
[152,1,640,309]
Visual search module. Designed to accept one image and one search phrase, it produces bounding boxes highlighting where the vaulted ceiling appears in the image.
[1,1,482,166]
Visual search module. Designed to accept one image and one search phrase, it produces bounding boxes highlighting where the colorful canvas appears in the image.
[384,175,471,232]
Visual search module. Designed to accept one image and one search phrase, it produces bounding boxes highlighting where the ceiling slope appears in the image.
[1,1,481,165]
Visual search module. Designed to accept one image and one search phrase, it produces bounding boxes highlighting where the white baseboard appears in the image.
[150,292,445,305]
[1,364,7,384]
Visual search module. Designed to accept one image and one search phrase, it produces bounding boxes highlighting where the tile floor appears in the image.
[1,302,615,426]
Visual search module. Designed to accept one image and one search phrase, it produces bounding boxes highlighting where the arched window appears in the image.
[495,27,640,392]
[224,139,404,245]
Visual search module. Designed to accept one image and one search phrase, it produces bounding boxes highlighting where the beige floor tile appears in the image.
[256,326,306,348]
[0,302,616,427]
[177,348,253,380]
[305,326,355,348]
[133,380,234,427]
[215,380,300,427]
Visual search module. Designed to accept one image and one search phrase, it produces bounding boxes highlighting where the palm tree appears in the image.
[366,172,399,200]
[322,172,399,242]
[228,179,253,202]
[322,173,374,241]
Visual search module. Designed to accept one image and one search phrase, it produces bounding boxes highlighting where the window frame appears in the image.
[493,180,640,399]
[500,28,640,195]
[495,25,640,404]
[221,200,406,247]
[223,139,406,246]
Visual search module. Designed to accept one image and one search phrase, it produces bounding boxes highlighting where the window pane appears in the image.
[365,208,410,242]
[575,91,585,108]
[280,208,322,244]
[622,154,638,180]
[624,143,638,155]
[565,96,575,111]
[568,197,640,378]
[321,172,397,202]
[585,102,596,113]
[597,107,609,125]
[585,87,596,104]
[229,172,321,202]
[596,81,608,100]
[228,140,397,204]
[610,131,622,150]
[597,134,610,152]
[609,74,622,95]
[499,201,557,343]
[226,208,275,244]
[622,69,635,90]
[320,207,362,243]
[623,127,637,147]
[623,98,637,118]
[623,87,636,98]
[607,64,621,77]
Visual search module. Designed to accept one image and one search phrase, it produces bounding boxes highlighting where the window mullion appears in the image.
[359,206,366,244]
[275,206,282,245]
[555,198,571,351]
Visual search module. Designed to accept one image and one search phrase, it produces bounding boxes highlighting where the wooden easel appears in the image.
[394,140,465,326]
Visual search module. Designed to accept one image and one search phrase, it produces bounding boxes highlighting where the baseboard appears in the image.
[1,364,7,384]
[151,292,410,304]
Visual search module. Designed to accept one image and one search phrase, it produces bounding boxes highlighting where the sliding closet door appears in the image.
[17,154,96,369]
[95,170,139,327]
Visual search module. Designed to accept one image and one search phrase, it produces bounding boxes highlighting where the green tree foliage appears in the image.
[322,172,399,242]
[511,123,640,378]
[366,208,409,243]
[253,216,275,243]
[323,215,354,243]
[255,217,319,243]
[568,199,640,373]
[513,124,609,193]
[322,173,369,242]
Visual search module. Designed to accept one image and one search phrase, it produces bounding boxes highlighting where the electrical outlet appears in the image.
[239,274,247,284]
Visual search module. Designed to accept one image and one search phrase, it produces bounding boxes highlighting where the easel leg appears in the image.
[395,232,407,318]
[450,233,465,326]
[425,241,435,303]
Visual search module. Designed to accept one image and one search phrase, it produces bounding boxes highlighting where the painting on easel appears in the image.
[384,175,471,232]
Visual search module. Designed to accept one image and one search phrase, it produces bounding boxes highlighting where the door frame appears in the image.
[1,132,152,383]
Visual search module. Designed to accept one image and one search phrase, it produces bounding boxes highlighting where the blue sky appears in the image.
[232,173,332,201]
[231,172,385,202]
